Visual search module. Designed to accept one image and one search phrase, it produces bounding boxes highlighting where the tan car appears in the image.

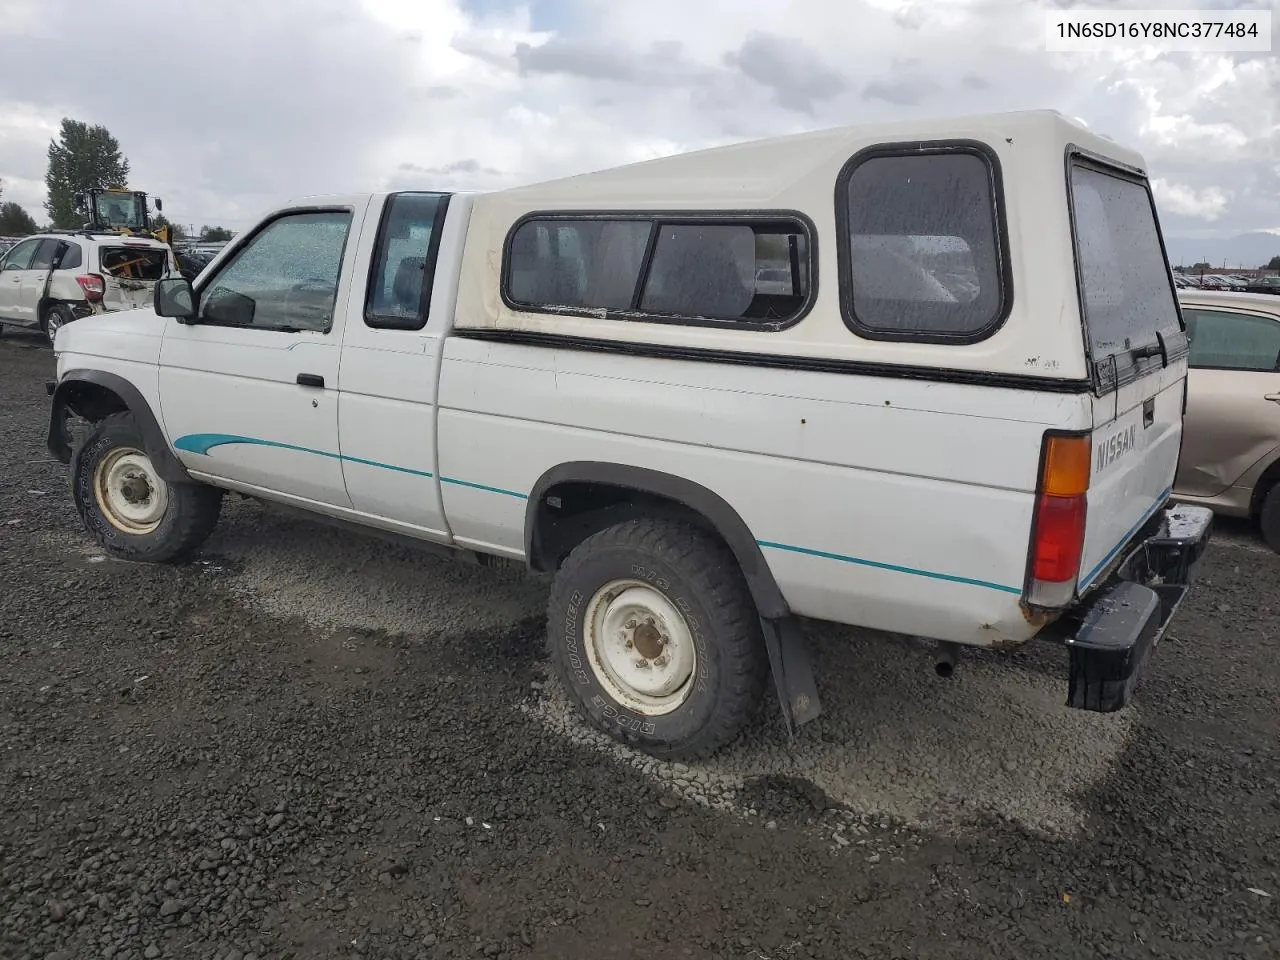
[1174,289,1280,550]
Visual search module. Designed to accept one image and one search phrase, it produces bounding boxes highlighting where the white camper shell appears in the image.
[48,110,1212,758]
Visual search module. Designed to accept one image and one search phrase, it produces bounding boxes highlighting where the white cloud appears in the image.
[0,0,1275,239]
[1151,178,1231,220]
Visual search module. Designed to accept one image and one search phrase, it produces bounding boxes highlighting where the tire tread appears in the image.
[547,517,767,759]
[1260,484,1280,553]
[71,412,222,563]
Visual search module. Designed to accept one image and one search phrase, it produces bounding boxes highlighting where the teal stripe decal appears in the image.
[440,476,529,500]
[174,433,524,495]
[1079,485,1172,588]
[341,454,434,478]
[757,539,1022,594]
[173,433,434,478]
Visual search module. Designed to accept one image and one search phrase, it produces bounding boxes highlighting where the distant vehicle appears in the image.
[1174,289,1280,551]
[1198,275,1237,291]
[1244,276,1280,295]
[0,231,177,345]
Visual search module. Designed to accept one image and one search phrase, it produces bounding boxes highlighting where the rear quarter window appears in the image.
[57,242,83,271]
[98,246,169,281]
[836,145,1009,343]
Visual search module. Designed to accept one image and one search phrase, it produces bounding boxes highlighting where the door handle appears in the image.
[296,373,325,388]
[1265,393,1280,404]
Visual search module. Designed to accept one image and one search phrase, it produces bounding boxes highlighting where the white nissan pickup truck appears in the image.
[47,109,1212,759]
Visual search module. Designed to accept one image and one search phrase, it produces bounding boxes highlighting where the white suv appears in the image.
[0,231,175,345]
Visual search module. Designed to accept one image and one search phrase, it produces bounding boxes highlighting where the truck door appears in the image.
[336,191,454,540]
[159,202,368,508]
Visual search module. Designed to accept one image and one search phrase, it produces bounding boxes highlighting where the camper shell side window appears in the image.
[835,140,1012,345]
[501,212,816,330]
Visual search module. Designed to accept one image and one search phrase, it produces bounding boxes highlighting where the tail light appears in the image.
[1025,432,1090,608]
[76,274,105,302]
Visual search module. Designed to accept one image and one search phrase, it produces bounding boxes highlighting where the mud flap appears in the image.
[761,616,822,737]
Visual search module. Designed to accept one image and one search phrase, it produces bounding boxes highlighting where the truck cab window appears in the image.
[199,210,351,332]
[365,192,449,330]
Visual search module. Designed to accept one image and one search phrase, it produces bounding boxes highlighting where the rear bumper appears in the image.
[1056,504,1213,712]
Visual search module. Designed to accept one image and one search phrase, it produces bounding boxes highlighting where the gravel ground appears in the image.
[2,328,1279,960]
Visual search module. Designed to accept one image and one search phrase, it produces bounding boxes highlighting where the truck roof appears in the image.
[486,109,1144,207]
[285,110,1141,214]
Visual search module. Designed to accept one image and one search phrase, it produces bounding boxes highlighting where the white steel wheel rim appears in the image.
[93,447,168,534]
[584,579,697,716]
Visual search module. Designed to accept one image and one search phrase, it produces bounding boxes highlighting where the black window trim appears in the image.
[1181,304,1280,373]
[30,238,63,270]
[191,204,356,335]
[1063,144,1188,397]
[834,138,1014,346]
[499,209,819,332]
[363,190,453,331]
[54,239,82,271]
[453,326,1093,393]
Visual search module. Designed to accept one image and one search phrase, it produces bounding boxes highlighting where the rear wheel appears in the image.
[71,412,222,562]
[1260,485,1280,553]
[43,304,74,346]
[545,517,767,759]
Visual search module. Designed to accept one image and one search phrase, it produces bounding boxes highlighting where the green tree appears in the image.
[44,118,131,229]
[0,201,38,236]
[1192,261,1211,272]
[153,213,186,240]
[199,225,234,242]
[1267,256,1280,271]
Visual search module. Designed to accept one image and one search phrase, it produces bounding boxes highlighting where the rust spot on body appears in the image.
[1019,603,1062,629]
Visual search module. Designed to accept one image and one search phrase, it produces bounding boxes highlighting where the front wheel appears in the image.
[545,518,767,759]
[71,412,222,562]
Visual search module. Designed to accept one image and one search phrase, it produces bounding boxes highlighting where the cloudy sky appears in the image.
[0,0,1276,241]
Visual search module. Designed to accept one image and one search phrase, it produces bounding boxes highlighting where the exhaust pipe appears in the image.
[934,642,960,678]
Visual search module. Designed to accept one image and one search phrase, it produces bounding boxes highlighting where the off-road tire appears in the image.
[1260,484,1280,553]
[42,304,74,347]
[71,412,222,562]
[546,517,767,759]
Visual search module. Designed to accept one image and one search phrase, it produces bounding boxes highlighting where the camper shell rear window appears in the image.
[1066,155,1184,391]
